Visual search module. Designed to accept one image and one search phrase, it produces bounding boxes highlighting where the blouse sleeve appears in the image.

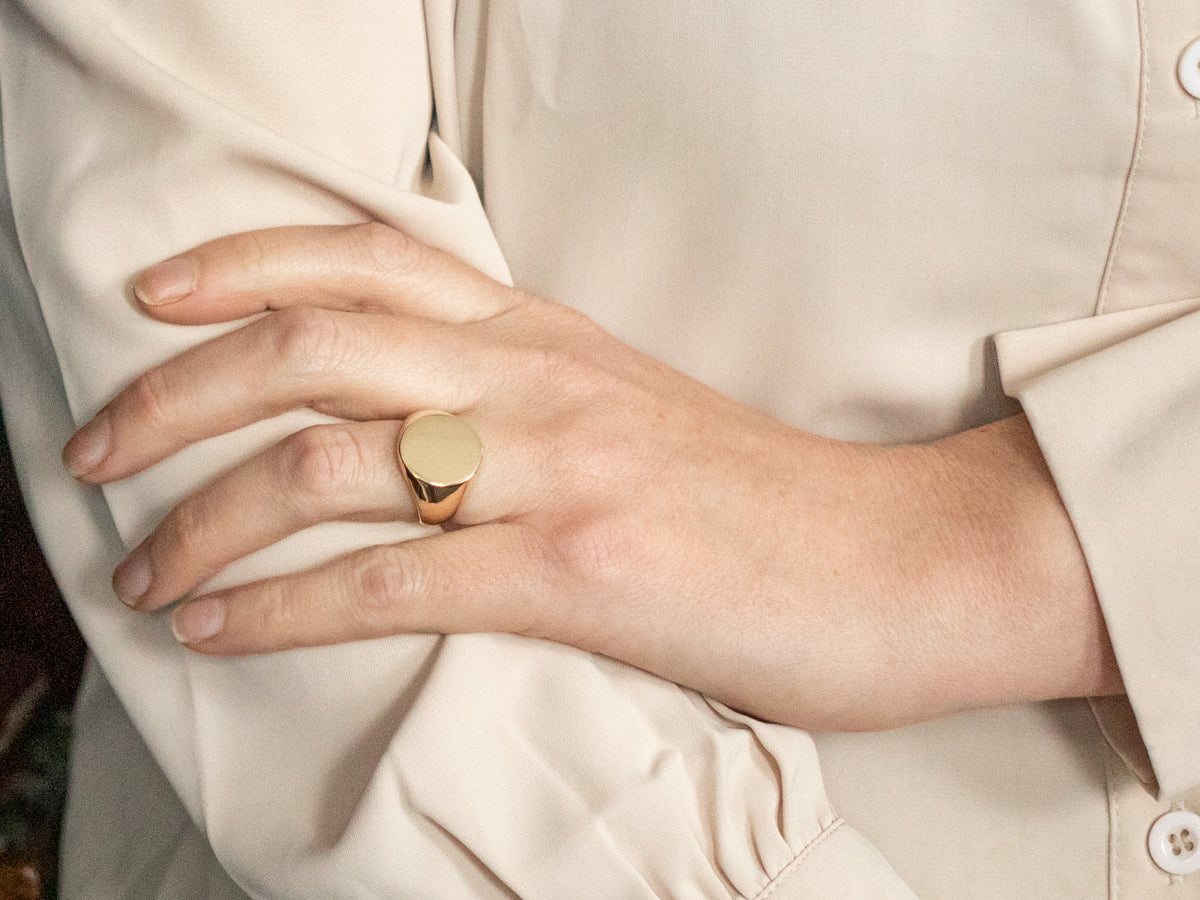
[0,1,912,896]
[997,296,1200,799]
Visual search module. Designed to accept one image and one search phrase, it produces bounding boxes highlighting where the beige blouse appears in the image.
[2,0,1199,896]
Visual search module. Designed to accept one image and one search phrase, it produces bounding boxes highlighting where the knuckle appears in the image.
[519,342,570,383]
[235,228,277,280]
[547,516,639,589]
[269,306,345,378]
[285,425,368,505]
[163,497,210,559]
[530,300,602,347]
[517,342,593,399]
[550,301,597,335]
[351,221,420,278]
[349,547,427,629]
[517,334,620,407]
[501,527,566,641]
[252,579,307,647]
[127,365,177,429]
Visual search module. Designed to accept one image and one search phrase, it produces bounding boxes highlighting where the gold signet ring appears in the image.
[397,411,483,526]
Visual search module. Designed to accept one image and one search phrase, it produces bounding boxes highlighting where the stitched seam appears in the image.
[1169,799,1185,886]
[750,817,847,900]
[1106,743,1120,900]
[1096,0,1149,315]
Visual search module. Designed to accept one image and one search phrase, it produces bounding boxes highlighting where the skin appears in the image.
[63,222,1123,732]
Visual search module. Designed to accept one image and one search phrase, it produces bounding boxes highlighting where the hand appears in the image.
[63,223,1121,731]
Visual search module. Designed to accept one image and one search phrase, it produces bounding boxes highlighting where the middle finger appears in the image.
[65,307,491,484]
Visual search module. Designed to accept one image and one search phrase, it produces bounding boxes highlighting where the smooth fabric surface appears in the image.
[1,0,1199,896]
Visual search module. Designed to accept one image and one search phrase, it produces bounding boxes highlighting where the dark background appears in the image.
[0,416,85,899]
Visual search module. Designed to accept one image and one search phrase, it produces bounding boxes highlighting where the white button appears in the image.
[1148,811,1200,875]
[1178,39,1200,99]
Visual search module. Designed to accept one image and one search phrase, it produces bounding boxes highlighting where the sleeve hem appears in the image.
[996,301,1200,799]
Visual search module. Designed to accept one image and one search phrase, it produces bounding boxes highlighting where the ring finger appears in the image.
[114,416,502,611]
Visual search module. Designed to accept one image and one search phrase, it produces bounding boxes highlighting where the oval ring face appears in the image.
[398,412,483,488]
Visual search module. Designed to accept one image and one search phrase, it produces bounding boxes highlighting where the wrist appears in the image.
[864,416,1121,724]
[925,416,1121,706]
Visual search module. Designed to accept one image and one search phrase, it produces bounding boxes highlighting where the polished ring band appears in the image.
[397,411,483,525]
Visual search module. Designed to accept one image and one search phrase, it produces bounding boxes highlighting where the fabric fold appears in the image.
[997,300,1200,799]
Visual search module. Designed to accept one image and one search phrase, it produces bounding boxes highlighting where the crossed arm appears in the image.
[63,222,1123,733]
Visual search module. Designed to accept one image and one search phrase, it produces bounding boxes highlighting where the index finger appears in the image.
[133,222,521,326]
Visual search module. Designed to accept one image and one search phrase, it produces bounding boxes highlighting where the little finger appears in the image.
[169,524,565,655]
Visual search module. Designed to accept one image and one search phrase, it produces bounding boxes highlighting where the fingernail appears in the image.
[62,413,111,479]
[172,597,225,644]
[134,255,197,306]
[112,548,151,608]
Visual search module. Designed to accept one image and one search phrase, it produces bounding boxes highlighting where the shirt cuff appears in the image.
[996,296,1200,799]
